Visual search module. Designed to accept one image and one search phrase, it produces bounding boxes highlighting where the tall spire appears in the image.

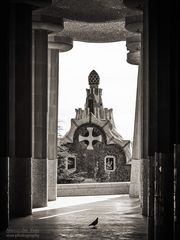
[74,70,116,127]
[88,70,100,87]
[85,70,102,115]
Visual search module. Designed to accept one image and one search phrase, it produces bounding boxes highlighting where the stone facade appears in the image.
[60,70,131,183]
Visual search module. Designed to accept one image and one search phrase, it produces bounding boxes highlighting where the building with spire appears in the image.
[1,2,179,237]
[60,70,131,182]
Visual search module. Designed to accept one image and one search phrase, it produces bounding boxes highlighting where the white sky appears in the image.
[58,41,138,142]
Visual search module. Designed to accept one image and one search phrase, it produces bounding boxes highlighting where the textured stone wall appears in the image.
[68,142,130,182]
[64,123,131,182]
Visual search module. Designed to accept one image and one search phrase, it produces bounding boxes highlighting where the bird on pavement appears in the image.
[88,217,98,229]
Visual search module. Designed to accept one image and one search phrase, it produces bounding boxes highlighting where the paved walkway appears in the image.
[2,195,148,240]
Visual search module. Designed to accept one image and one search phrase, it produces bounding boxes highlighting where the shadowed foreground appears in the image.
[2,195,148,239]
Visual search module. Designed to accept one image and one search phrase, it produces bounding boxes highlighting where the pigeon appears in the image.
[89,217,98,228]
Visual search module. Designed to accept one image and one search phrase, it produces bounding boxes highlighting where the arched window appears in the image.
[88,99,94,113]
[104,156,116,172]
[66,156,76,172]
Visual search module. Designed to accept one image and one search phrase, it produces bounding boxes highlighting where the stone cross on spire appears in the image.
[79,127,102,150]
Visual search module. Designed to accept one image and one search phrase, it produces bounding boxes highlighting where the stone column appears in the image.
[0,2,9,230]
[8,3,32,218]
[171,5,180,240]
[174,144,180,240]
[125,12,149,216]
[125,17,143,198]
[129,64,142,198]
[32,28,48,208]
[0,0,52,228]
[47,36,73,201]
[125,1,179,239]
[144,1,175,239]
[32,13,63,208]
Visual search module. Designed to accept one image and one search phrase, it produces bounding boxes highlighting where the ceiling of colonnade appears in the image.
[38,0,141,43]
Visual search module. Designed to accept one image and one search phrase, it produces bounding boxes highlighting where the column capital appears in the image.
[126,35,141,65]
[127,51,141,65]
[126,35,141,51]
[125,14,143,34]
[48,35,73,52]
[32,10,63,32]
[123,0,143,11]
[125,13,142,65]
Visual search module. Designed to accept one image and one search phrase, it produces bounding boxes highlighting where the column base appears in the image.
[10,157,32,217]
[48,159,57,201]
[129,159,141,197]
[0,156,9,231]
[141,158,148,216]
[32,158,47,208]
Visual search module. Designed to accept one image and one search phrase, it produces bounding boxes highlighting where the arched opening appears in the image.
[58,41,137,196]
[2,1,179,240]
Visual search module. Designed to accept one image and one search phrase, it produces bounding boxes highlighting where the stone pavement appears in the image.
[1,195,148,240]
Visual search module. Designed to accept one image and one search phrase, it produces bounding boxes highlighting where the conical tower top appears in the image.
[88,70,100,87]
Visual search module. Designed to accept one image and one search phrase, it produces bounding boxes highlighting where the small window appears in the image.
[104,156,116,172]
[88,99,94,114]
[66,157,76,172]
